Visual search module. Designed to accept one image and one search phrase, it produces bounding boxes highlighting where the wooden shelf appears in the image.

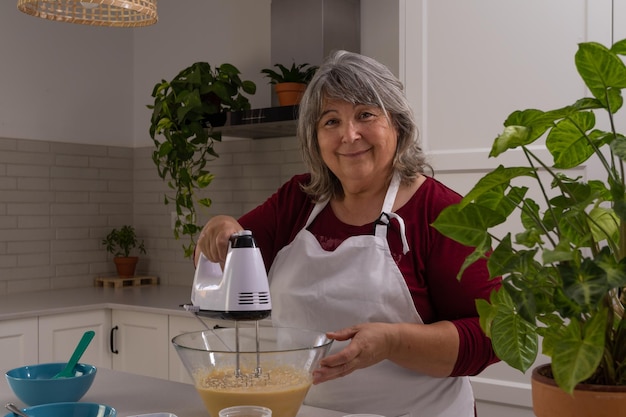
[212,105,298,139]
[94,276,158,288]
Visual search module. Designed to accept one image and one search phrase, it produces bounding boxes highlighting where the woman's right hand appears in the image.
[194,215,243,266]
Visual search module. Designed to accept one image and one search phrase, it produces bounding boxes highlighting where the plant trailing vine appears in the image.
[148,62,256,258]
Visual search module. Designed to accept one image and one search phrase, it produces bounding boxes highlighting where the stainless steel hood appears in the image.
[216,0,360,139]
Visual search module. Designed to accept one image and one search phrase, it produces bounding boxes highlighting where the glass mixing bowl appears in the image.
[172,326,332,417]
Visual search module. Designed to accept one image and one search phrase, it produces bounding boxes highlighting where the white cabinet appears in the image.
[39,310,112,369]
[0,306,232,384]
[111,310,169,379]
[0,317,38,369]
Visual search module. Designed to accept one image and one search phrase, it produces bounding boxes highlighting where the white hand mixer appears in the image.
[184,230,272,379]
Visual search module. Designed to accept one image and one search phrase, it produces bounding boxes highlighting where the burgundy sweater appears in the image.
[239,174,501,376]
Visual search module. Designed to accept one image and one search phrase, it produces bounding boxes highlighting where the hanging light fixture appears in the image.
[16,0,158,28]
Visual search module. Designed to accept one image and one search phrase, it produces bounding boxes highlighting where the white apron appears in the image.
[268,174,475,417]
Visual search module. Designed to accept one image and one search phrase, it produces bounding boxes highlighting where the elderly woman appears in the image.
[195,50,500,417]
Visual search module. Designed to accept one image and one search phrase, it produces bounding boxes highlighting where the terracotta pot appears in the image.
[113,256,138,278]
[532,363,626,417]
[274,82,307,106]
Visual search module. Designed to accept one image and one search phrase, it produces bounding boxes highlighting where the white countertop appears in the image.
[0,367,345,417]
[0,285,196,321]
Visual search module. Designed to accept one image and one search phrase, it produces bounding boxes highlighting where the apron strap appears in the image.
[375,212,410,254]
[375,173,410,254]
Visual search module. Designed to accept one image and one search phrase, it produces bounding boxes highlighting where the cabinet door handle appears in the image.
[110,325,119,354]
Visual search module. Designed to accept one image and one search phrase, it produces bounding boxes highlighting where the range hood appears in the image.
[216,0,360,139]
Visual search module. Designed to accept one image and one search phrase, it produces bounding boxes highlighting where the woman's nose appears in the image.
[341,120,360,143]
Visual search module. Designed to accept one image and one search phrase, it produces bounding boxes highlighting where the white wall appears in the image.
[0,1,272,148]
[0,2,133,146]
[360,0,400,77]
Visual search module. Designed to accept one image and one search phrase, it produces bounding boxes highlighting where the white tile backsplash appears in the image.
[0,135,305,295]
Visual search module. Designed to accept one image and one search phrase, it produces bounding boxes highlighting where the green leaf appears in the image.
[519,198,540,230]
[588,206,619,244]
[196,173,215,188]
[431,203,501,247]
[476,297,497,339]
[595,247,626,288]
[610,134,626,161]
[455,235,492,280]
[611,38,626,55]
[546,112,596,169]
[490,125,532,157]
[608,176,626,223]
[197,198,212,208]
[459,165,534,209]
[550,309,607,393]
[542,238,575,264]
[576,42,626,111]
[488,234,540,278]
[491,109,555,157]
[558,259,608,308]
[488,287,539,373]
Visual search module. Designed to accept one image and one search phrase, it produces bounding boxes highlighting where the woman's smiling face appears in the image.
[316,98,398,193]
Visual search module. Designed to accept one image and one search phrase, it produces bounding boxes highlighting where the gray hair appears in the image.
[297,50,429,202]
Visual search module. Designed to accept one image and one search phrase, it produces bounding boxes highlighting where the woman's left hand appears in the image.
[312,320,460,383]
[312,323,395,384]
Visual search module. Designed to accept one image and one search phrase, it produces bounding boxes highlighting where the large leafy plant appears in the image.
[432,38,626,394]
[148,62,256,258]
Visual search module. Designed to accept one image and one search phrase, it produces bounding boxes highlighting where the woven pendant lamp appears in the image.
[17,0,158,27]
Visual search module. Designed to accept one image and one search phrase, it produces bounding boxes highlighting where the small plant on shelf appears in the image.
[261,62,318,85]
[261,62,318,106]
[102,225,146,277]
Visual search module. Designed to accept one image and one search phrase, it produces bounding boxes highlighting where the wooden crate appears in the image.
[94,275,158,288]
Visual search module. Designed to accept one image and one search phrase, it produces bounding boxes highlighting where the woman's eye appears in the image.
[359,111,375,119]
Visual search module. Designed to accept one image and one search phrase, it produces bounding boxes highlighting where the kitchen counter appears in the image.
[0,285,196,322]
[0,367,345,417]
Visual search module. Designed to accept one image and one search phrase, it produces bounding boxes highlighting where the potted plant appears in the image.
[148,62,256,258]
[431,38,626,415]
[102,225,147,277]
[261,62,318,106]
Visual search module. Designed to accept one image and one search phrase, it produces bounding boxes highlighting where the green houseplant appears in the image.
[261,62,318,106]
[102,225,146,277]
[432,37,626,400]
[148,62,256,258]
[260,62,318,84]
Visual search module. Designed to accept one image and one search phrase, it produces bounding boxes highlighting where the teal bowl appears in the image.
[5,362,97,406]
[2,402,116,417]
